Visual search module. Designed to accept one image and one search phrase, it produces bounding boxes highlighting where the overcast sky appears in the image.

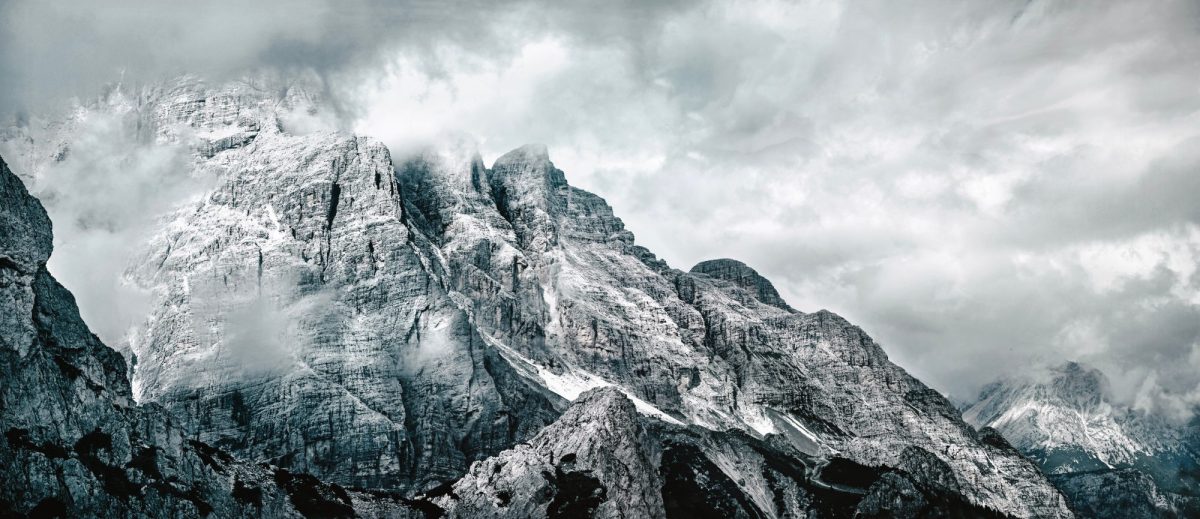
[3,0,1199,414]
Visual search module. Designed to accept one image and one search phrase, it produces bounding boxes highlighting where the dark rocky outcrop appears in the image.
[1050,469,1200,519]
[689,258,794,311]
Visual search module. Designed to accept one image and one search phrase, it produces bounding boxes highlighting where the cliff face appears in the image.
[91,80,563,492]
[0,154,414,517]
[3,75,1073,518]
[963,362,1200,517]
[395,142,1070,517]
[431,387,663,518]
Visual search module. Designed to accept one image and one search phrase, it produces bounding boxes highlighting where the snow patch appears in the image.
[481,332,685,426]
[739,406,779,436]
[765,408,833,456]
[194,124,247,141]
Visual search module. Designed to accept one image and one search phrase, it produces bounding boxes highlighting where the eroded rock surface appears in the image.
[394,140,1071,517]
[432,387,661,518]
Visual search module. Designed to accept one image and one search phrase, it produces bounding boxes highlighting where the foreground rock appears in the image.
[433,387,661,518]
[433,387,1016,518]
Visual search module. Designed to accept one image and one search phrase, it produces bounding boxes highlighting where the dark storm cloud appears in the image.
[3,0,1199,415]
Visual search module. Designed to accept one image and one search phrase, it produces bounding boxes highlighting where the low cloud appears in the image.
[4,110,212,348]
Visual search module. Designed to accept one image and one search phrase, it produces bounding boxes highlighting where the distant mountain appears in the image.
[963,361,1200,517]
[2,75,1073,517]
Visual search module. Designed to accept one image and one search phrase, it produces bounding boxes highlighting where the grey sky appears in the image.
[3,0,1199,414]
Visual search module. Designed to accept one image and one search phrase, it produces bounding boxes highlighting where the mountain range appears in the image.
[0,73,1148,518]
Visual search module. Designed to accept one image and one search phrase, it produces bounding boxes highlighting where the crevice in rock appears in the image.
[5,428,69,459]
[273,468,355,519]
[325,182,342,231]
[547,466,607,519]
[232,478,263,508]
[660,441,766,519]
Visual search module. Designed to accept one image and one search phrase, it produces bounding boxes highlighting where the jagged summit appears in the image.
[493,142,551,165]
[690,258,794,311]
[1046,361,1109,409]
[963,360,1200,517]
[0,155,52,273]
[432,387,663,518]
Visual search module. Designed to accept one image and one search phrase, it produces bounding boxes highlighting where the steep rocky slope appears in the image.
[0,154,414,517]
[395,142,1070,517]
[0,75,562,492]
[124,108,559,492]
[432,387,663,518]
[4,75,1073,517]
[963,362,1200,517]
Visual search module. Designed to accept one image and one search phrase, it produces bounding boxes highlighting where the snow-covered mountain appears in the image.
[3,75,1074,517]
[962,361,1200,517]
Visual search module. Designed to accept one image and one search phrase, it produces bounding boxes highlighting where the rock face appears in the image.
[0,154,413,517]
[434,387,1016,518]
[0,75,560,492]
[433,387,662,518]
[963,361,1200,517]
[1049,469,1198,519]
[394,142,1071,517]
[125,116,559,492]
[4,75,1075,518]
[689,258,794,311]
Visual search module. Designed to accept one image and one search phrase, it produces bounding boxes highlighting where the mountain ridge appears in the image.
[2,74,1072,517]
[963,360,1200,517]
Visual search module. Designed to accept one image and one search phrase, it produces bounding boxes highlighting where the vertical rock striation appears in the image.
[115,83,560,492]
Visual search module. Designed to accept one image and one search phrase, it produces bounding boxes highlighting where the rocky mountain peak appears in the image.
[433,387,662,518]
[0,155,52,274]
[1048,361,1109,410]
[494,143,550,166]
[963,361,1200,517]
[3,76,1077,517]
[972,361,1109,414]
[482,143,571,251]
[690,258,794,311]
[559,386,639,426]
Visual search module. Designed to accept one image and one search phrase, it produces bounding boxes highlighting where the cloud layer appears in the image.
[3,0,1199,412]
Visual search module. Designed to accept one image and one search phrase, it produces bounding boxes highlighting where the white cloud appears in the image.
[25,110,212,348]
